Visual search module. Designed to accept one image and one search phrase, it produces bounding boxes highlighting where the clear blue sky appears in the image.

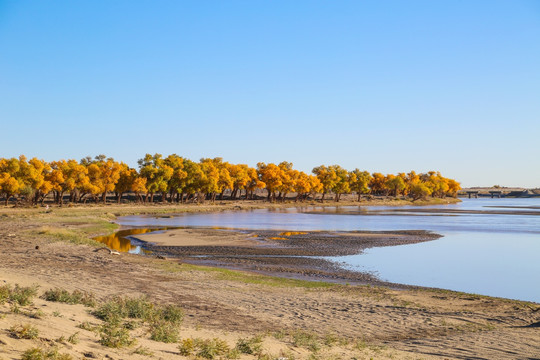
[1,1,539,187]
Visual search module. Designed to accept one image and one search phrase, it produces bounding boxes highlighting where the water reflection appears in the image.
[112,198,540,302]
[94,228,168,254]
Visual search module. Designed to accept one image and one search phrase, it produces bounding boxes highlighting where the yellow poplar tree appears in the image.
[115,163,137,203]
[200,158,220,202]
[228,164,250,199]
[385,174,406,197]
[28,158,53,204]
[349,169,372,201]
[164,154,187,202]
[308,175,323,199]
[245,166,265,200]
[312,165,338,201]
[293,171,311,202]
[277,162,295,202]
[181,160,206,203]
[0,158,21,205]
[330,165,350,202]
[447,179,461,197]
[369,172,387,195]
[257,162,283,202]
[132,177,148,203]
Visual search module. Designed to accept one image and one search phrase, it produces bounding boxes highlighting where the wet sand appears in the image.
[134,228,441,285]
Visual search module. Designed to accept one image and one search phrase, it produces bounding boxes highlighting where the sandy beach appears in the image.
[0,203,538,359]
[135,228,263,247]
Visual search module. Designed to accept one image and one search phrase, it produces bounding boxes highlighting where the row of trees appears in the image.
[0,154,460,205]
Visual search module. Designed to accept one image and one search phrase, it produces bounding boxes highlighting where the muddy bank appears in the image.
[133,229,441,285]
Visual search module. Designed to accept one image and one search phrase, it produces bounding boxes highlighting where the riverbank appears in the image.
[132,228,441,286]
[0,203,538,359]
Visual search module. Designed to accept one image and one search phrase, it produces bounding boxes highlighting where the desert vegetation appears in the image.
[1,282,405,359]
[0,154,460,205]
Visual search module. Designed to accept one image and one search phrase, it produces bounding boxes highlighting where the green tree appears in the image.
[165,154,188,202]
[409,183,432,201]
[312,165,338,202]
[349,169,372,201]
[329,165,350,202]
[385,174,406,197]
[138,154,173,202]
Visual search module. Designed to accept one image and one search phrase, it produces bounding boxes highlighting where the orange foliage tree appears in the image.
[0,154,461,205]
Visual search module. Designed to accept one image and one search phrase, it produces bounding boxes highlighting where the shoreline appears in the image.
[1,201,539,359]
[130,228,441,288]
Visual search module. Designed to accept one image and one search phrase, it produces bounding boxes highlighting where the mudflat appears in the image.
[135,228,441,285]
[0,203,538,359]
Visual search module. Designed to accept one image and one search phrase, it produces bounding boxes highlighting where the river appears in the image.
[116,198,540,302]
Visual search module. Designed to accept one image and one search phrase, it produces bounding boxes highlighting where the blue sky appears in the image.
[1,1,539,187]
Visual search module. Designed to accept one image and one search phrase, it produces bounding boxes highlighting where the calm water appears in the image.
[117,198,540,302]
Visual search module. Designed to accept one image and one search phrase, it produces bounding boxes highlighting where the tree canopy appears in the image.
[0,154,461,205]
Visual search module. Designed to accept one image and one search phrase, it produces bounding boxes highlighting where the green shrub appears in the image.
[94,296,154,322]
[93,298,125,322]
[122,320,140,330]
[93,296,184,346]
[157,304,184,325]
[179,337,195,355]
[67,332,79,345]
[178,338,232,359]
[291,330,320,352]
[235,335,263,355]
[9,284,39,306]
[10,303,21,314]
[76,321,95,331]
[26,309,45,319]
[149,320,180,343]
[0,284,10,304]
[94,296,183,336]
[9,324,39,339]
[124,296,155,320]
[20,347,73,360]
[98,320,136,348]
[21,348,46,360]
[42,288,96,307]
[133,346,154,356]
